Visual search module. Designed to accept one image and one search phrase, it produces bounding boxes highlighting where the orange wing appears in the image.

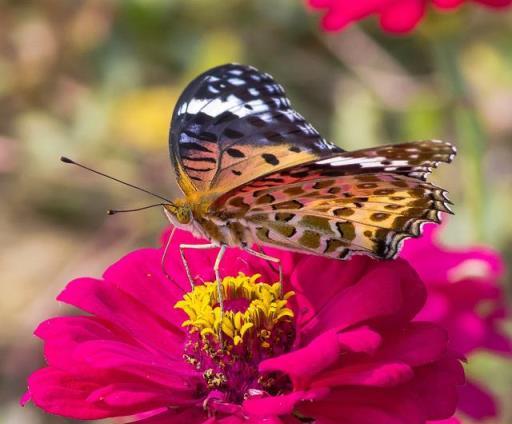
[208,140,456,259]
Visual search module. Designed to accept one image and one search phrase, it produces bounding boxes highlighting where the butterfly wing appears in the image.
[209,140,456,259]
[169,63,340,195]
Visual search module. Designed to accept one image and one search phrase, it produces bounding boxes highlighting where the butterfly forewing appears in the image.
[209,140,455,259]
[169,64,340,195]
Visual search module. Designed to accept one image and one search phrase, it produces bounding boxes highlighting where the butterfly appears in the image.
[160,63,456,299]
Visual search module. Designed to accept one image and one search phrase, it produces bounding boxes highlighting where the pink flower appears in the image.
[308,0,512,33]
[23,229,464,423]
[402,224,511,421]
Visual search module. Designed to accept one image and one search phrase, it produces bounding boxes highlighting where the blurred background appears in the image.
[0,1,510,423]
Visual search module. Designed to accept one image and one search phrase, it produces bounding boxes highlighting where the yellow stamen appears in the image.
[175,273,295,347]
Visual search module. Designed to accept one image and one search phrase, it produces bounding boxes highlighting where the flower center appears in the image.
[175,273,295,404]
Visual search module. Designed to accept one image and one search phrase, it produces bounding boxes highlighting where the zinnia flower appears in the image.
[402,224,511,421]
[308,0,512,33]
[23,228,464,423]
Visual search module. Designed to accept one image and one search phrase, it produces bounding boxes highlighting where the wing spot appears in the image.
[324,238,347,254]
[371,213,390,222]
[313,180,335,189]
[299,215,332,233]
[336,222,356,241]
[274,224,296,238]
[283,186,305,196]
[226,148,246,158]
[357,183,378,189]
[276,212,295,222]
[262,153,280,166]
[333,207,354,217]
[256,227,271,242]
[298,230,321,249]
[256,194,276,205]
[272,200,303,210]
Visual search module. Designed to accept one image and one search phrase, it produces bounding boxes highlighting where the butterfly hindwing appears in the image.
[208,140,455,259]
[169,64,340,195]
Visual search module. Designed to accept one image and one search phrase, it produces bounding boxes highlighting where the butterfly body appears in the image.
[164,64,456,261]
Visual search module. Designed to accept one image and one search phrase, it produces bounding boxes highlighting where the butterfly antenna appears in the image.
[60,156,172,203]
[107,204,165,215]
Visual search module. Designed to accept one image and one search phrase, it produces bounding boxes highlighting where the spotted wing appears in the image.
[209,140,456,259]
[169,63,340,195]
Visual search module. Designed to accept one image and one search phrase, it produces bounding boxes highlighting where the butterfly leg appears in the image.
[213,245,227,313]
[244,247,282,286]
[179,243,217,289]
[213,244,227,345]
[161,226,177,280]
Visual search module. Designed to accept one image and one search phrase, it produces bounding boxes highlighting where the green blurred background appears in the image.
[0,1,510,423]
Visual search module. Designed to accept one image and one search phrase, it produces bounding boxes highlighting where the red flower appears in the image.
[402,224,511,421]
[308,0,512,33]
[23,229,464,423]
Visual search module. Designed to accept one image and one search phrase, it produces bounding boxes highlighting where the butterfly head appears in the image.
[163,201,192,228]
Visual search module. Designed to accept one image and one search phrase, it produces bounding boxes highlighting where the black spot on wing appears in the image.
[227,148,246,158]
[262,153,279,165]
[182,142,213,153]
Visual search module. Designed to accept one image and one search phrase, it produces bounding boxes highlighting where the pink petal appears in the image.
[378,322,448,366]
[321,0,396,32]
[426,418,461,424]
[432,0,465,8]
[260,327,381,385]
[73,340,201,386]
[299,387,424,424]
[19,391,31,407]
[379,0,426,33]
[86,382,195,410]
[401,224,504,286]
[457,379,497,419]
[128,407,206,424]
[35,316,127,371]
[410,356,464,420]
[57,277,183,356]
[308,0,336,8]
[337,326,383,353]
[27,368,114,419]
[299,259,425,337]
[483,328,512,354]
[104,248,189,324]
[312,361,413,389]
[476,0,512,6]
[243,389,328,417]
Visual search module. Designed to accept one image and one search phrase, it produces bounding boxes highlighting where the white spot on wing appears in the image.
[228,78,245,86]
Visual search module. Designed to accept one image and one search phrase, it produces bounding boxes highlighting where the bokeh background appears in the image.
[0,1,511,423]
